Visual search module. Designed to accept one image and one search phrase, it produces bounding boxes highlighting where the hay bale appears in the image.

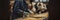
[24,17,37,20]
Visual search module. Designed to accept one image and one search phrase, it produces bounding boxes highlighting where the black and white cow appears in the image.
[31,2,47,14]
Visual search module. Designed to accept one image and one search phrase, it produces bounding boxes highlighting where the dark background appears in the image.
[0,0,60,20]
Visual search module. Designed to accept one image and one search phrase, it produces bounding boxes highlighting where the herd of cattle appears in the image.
[23,2,48,17]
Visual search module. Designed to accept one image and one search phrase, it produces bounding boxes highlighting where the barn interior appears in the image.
[9,0,49,20]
